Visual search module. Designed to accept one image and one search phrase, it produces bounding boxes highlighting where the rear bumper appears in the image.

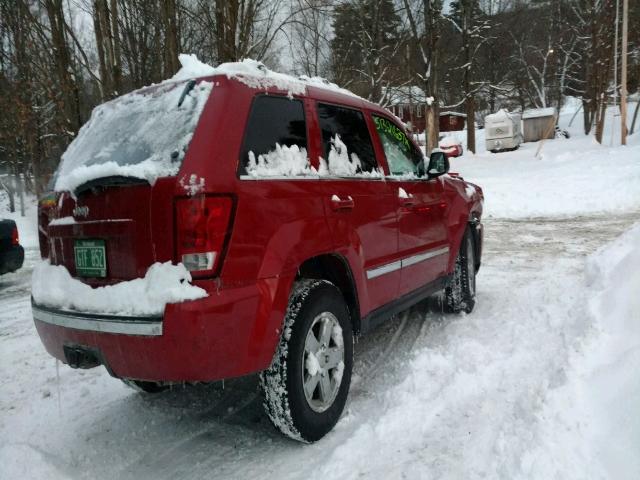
[32,275,294,382]
[0,245,24,274]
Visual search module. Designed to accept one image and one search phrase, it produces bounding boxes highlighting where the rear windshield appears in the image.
[54,80,213,192]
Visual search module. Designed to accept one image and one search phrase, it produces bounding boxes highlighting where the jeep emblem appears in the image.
[73,205,89,218]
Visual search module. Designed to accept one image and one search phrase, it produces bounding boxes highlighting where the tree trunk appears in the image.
[466,96,476,154]
[595,96,607,144]
[93,0,110,99]
[161,0,180,76]
[44,0,82,132]
[1,180,15,213]
[109,0,122,94]
[462,2,475,154]
[630,100,639,135]
[17,173,25,217]
[426,104,438,154]
[582,99,591,135]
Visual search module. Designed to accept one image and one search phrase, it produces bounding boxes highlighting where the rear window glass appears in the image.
[239,96,308,176]
[317,103,378,175]
[54,80,212,192]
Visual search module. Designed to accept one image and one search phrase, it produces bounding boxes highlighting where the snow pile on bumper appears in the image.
[31,261,207,316]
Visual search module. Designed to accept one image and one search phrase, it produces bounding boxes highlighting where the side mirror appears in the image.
[427,151,449,178]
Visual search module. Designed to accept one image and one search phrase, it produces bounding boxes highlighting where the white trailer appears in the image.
[484,109,523,153]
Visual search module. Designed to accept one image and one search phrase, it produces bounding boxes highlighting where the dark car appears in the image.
[0,219,25,274]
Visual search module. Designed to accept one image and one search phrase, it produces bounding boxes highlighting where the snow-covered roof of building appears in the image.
[522,107,557,119]
[439,111,467,118]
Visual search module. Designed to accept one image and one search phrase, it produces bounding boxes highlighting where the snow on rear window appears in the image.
[54,80,213,193]
[319,135,383,177]
[246,144,317,177]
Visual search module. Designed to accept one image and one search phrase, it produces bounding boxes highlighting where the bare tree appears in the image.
[160,0,180,76]
[93,0,123,99]
[401,0,443,154]
[288,0,332,78]
[447,0,492,153]
[44,0,83,133]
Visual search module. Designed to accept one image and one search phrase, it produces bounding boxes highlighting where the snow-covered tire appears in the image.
[122,379,168,393]
[259,279,353,442]
[445,228,476,314]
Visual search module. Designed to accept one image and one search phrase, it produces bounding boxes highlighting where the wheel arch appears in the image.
[296,254,362,335]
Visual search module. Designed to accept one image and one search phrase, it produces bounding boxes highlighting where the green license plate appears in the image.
[74,239,107,278]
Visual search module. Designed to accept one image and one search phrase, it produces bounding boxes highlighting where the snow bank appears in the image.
[454,137,640,218]
[172,54,356,99]
[521,223,640,479]
[439,134,461,148]
[583,223,640,478]
[31,261,207,316]
[54,80,213,194]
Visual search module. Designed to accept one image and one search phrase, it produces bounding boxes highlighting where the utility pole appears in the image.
[621,0,628,145]
[612,0,619,146]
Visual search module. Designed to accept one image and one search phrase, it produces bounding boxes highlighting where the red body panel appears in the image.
[34,75,483,382]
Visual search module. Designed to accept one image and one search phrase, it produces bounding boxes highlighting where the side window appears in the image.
[373,115,424,176]
[317,103,379,175]
[239,96,307,175]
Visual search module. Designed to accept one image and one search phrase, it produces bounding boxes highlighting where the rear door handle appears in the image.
[330,195,354,211]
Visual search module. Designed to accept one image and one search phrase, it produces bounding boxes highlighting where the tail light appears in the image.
[11,226,19,246]
[175,195,233,277]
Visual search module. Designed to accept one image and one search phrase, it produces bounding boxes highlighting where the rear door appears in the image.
[371,114,449,297]
[313,102,399,313]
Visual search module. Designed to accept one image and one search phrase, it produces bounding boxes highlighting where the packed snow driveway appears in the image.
[0,209,638,479]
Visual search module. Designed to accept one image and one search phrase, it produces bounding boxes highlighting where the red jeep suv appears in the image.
[33,65,483,442]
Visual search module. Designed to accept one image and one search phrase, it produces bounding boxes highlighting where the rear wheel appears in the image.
[445,228,476,313]
[260,279,353,442]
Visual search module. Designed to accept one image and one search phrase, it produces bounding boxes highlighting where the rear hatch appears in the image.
[44,79,213,286]
[48,178,174,286]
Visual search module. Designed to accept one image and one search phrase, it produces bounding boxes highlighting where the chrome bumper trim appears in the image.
[32,302,163,336]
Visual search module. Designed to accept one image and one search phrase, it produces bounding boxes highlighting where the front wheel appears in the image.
[260,279,353,442]
[445,228,477,313]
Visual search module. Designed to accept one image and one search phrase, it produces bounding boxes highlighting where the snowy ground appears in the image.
[1,109,639,479]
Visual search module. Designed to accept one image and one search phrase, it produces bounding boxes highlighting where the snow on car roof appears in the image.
[171,54,359,99]
[522,107,557,119]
